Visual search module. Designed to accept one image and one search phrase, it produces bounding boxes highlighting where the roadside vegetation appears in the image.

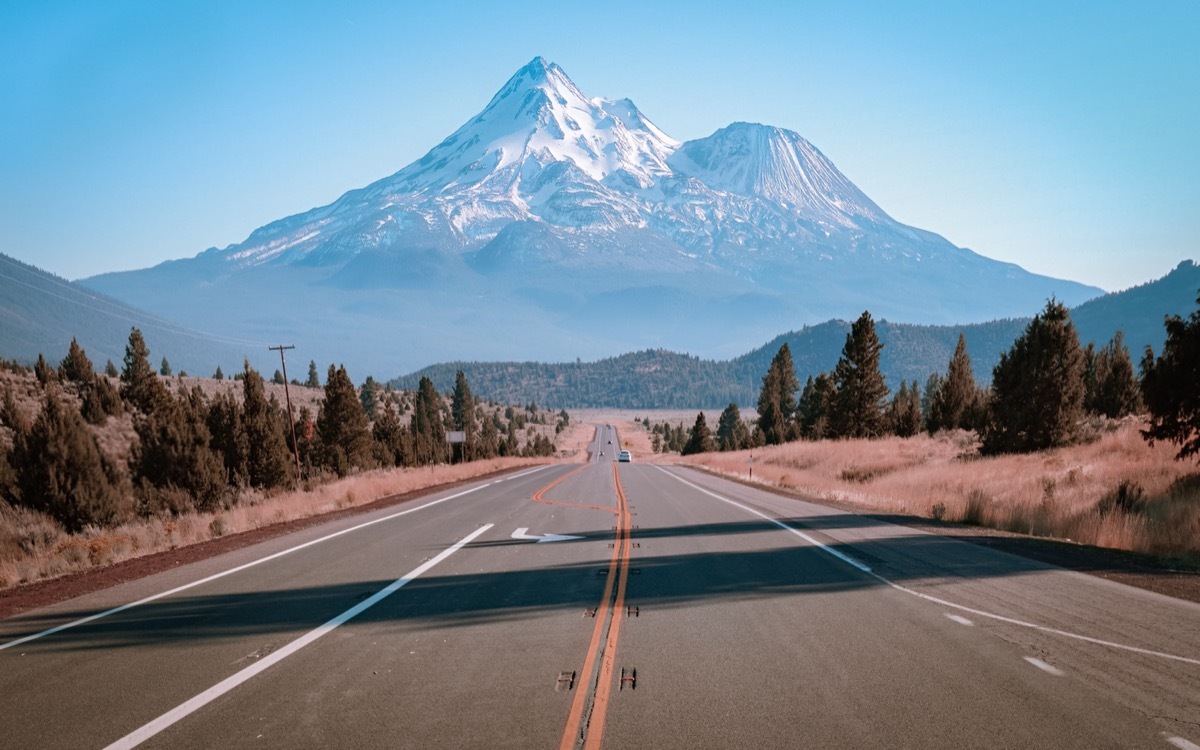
[0,331,568,588]
[647,297,1200,562]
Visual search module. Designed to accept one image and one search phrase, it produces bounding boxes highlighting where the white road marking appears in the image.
[1024,656,1065,676]
[1167,735,1200,750]
[945,614,974,626]
[511,527,584,543]
[655,466,1200,667]
[1,468,550,651]
[657,469,871,572]
[102,523,494,750]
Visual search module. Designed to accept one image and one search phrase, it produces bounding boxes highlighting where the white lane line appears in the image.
[102,523,493,750]
[1167,735,1200,750]
[1024,656,1065,676]
[1,468,550,652]
[656,469,871,572]
[655,467,1200,667]
[945,614,974,626]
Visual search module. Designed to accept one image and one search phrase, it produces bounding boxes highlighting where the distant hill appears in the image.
[0,253,273,376]
[394,260,1199,408]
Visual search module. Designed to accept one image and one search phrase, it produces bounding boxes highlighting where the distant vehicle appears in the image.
[618,450,631,462]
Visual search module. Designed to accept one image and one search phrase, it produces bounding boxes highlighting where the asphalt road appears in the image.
[2,424,1198,749]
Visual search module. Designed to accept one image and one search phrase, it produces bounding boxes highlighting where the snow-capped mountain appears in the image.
[83,57,1102,379]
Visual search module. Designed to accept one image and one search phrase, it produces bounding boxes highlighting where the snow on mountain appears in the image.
[81,57,1105,378]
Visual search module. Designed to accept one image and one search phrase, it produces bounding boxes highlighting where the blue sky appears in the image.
[1,1,1196,292]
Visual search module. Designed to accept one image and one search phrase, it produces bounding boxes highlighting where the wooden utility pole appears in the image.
[269,345,302,483]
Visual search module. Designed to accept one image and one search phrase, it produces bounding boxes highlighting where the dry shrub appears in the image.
[681,420,1200,561]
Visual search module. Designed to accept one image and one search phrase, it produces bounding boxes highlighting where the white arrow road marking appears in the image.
[511,527,584,543]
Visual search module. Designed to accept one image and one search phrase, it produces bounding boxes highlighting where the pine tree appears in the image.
[983,300,1086,454]
[133,386,227,514]
[831,311,889,439]
[120,328,167,414]
[12,386,126,530]
[104,359,119,378]
[928,333,982,432]
[451,371,477,462]
[715,403,750,451]
[1140,293,1200,461]
[207,389,248,487]
[272,369,285,385]
[371,402,410,467]
[682,412,717,455]
[360,376,379,421]
[242,361,293,488]
[889,380,923,438]
[213,366,224,380]
[315,365,374,477]
[160,357,172,376]
[34,353,57,386]
[411,376,448,465]
[59,338,94,383]
[306,360,321,388]
[798,372,836,439]
[80,374,123,425]
[756,343,799,445]
[1087,331,1142,418]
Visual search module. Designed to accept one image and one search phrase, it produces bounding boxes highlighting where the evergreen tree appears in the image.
[104,359,119,378]
[888,380,923,438]
[831,311,889,439]
[80,374,123,425]
[272,369,285,385]
[715,403,750,451]
[922,373,944,433]
[160,357,172,376]
[451,370,477,462]
[306,360,321,388]
[12,386,125,530]
[59,337,94,383]
[133,386,226,514]
[34,353,57,386]
[682,412,717,455]
[928,333,982,432]
[242,361,293,488]
[120,328,167,414]
[213,366,224,381]
[207,390,248,487]
[756,343,799,445]
[1140,293,1200,461]
[372,402,410,467]
[798,372,836,440]
[983,300,1086,454]
[411,376,448,465]
[360,376,379,421]
[1087,331,1142,418]
[316,365,374,477]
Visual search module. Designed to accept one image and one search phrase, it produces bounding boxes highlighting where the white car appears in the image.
[618,450,631,462]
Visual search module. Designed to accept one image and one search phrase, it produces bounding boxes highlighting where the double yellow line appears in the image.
[550,463,633,750]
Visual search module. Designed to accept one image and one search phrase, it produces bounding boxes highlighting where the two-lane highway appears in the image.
[2,425,1197,748]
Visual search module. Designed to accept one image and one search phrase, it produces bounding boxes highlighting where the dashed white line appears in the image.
[1024,656,1065,676]
[102,523,494,750]
[945,614,974,626]
[1,468,550,652]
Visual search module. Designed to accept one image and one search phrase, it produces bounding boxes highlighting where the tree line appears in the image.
[664,296,1199,460]
[0,329,560,532]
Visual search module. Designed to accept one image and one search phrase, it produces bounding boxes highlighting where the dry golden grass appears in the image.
[682,419,1200,561]
[0,457,552,589]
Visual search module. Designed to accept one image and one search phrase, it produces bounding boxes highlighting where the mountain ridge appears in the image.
[81,56,1103,378]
